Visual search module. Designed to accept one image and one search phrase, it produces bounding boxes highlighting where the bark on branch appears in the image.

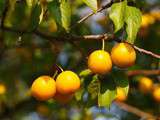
[127,70,160,76]
[133,45,160,59]
[115,101,159,120]
[0,26,160,59]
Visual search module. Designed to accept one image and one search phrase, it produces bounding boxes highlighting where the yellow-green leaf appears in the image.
[88,75,100,99]
[4,0,16,27]
[79,69,92,77]
[75,86,84,101]
[109,0,127,32]
[26,0,37,7]
[60,0,71,32]
[98,89,116,108]
[112,70,129,96]
[83,0,98,12]
[39,1,47,24]
[125,6,142,43]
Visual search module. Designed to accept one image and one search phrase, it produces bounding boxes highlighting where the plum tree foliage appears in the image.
[0,0,160,119]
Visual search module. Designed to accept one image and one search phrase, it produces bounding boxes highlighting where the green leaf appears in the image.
[48,1,61,25]
[27,5,41,30]
[82,0,97,12]
[75,87,84,101]
[26,0,38,7]
[98,89,116,108]
[88,75,100,99]
[47,0,54,2]
[109,1,142,43]
[39,2,47,24]
[125,6,142,43]
[98,74,117,108]
[0,0,5,16]
[112,70,129,96]
[4,0,17,27]
[26,0,32,7]
[75,77,85,101]
[79,69,92,77]
[109,0,127,32]
[60,0,71,32]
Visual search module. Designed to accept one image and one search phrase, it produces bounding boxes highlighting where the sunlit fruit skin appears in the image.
[153,87,160,102]
[31,76,56,101]
[111,43,136,68]
[0,83,6,95]
[53,92,73,104]
[56,71,80,94]
[88,50,112,74]
[116,87,127,102]
[139,77,153,93]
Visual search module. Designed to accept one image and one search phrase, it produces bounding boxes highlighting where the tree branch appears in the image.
[34,30,115,42]
[133,45,160,59]
[0,1,159,59]
[34,31,160,59]
[127,70,160,76]
[115,101,159,120]
[0,25,159,59]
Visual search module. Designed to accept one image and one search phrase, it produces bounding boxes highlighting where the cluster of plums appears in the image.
[88,42,136,74]
[31,71,80,104]
[31,42,136,103]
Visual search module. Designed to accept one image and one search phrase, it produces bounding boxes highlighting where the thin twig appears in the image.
[124,42,160,59]
[133,45,160,59]
[127,70,160,76]
[115,101,159,120]
[71,0,114,29]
